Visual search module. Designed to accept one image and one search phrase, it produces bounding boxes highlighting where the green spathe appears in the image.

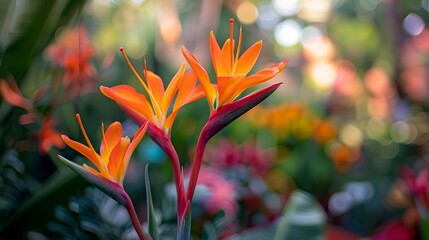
[57,155,128,206]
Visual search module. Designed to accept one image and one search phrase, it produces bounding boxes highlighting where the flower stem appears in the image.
[163,138,186,210]
[186,128,209,202]
[177,206,191,240]
[147,125,187,218]
[125,193,147,240]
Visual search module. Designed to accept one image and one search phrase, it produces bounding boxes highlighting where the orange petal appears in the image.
[221,38,235,73]
[183,85,205,106]
[146,71,165,109]
[236,41,262,75]
[62,135,104,172]
[108,137,130,183]
[234,69,278,98]
[210,32,229,76]
[163,64,185,113]
[75,114,107,172]
[100,122,122,163]
[164,109,179,134]
[217,75,244,106]
[119,48,159,117]
[235,60,288,97]
[119,123,147,184]
[182,47,217,110]
[100,85,155,123]
[273,59,289,72]
[174,70,197,111]
[83,163,103,177]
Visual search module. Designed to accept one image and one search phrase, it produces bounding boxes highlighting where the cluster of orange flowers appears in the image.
[245,103,334,142]
[246,103,360,172]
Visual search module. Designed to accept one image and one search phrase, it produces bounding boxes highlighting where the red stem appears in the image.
[163,138,188,219]
[186,129,208,202]
[125,193,147,240]
[147,125,187,220]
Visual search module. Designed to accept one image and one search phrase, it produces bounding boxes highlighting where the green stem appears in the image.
[125,193,147,240]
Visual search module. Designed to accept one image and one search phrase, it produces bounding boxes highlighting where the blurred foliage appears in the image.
[0,150,33,223]
[0,0,429,239]
[36,187,137,240]
[0,0,87,83]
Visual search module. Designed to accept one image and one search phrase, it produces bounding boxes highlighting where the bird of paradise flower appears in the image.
[58,114,148,240]
[182,18,288,202]
[60,18,288,240]
[100,50,205,231]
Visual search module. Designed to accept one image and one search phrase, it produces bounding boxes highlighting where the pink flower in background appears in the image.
[241,142,274,175]
[45,26,97,97]
[205,140,274,176]
[401,167,429,214]
[195,167,238,216]
[372,219,416,240]
[205,140,243,167]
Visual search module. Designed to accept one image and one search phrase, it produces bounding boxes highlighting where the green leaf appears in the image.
[274,190,327,240]
[145,165,159,240]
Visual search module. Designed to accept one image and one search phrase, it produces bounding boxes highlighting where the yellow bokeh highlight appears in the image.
[237,2,259,25]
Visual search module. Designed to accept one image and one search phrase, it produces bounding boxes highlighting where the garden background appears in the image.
[0,0,429,239]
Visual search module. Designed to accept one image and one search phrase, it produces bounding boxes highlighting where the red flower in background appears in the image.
[0,79,36,124]
[38,116,65,154]
[45,26,97,97]
[0,79,32,111]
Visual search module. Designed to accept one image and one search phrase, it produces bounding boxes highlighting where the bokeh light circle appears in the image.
[237,2,259,24]
[329,191,354,215]
[257,4,280,30]
[403,13,425,36]
[274,19,302,46]
[272,0,299,16]
[301,26,323,49]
